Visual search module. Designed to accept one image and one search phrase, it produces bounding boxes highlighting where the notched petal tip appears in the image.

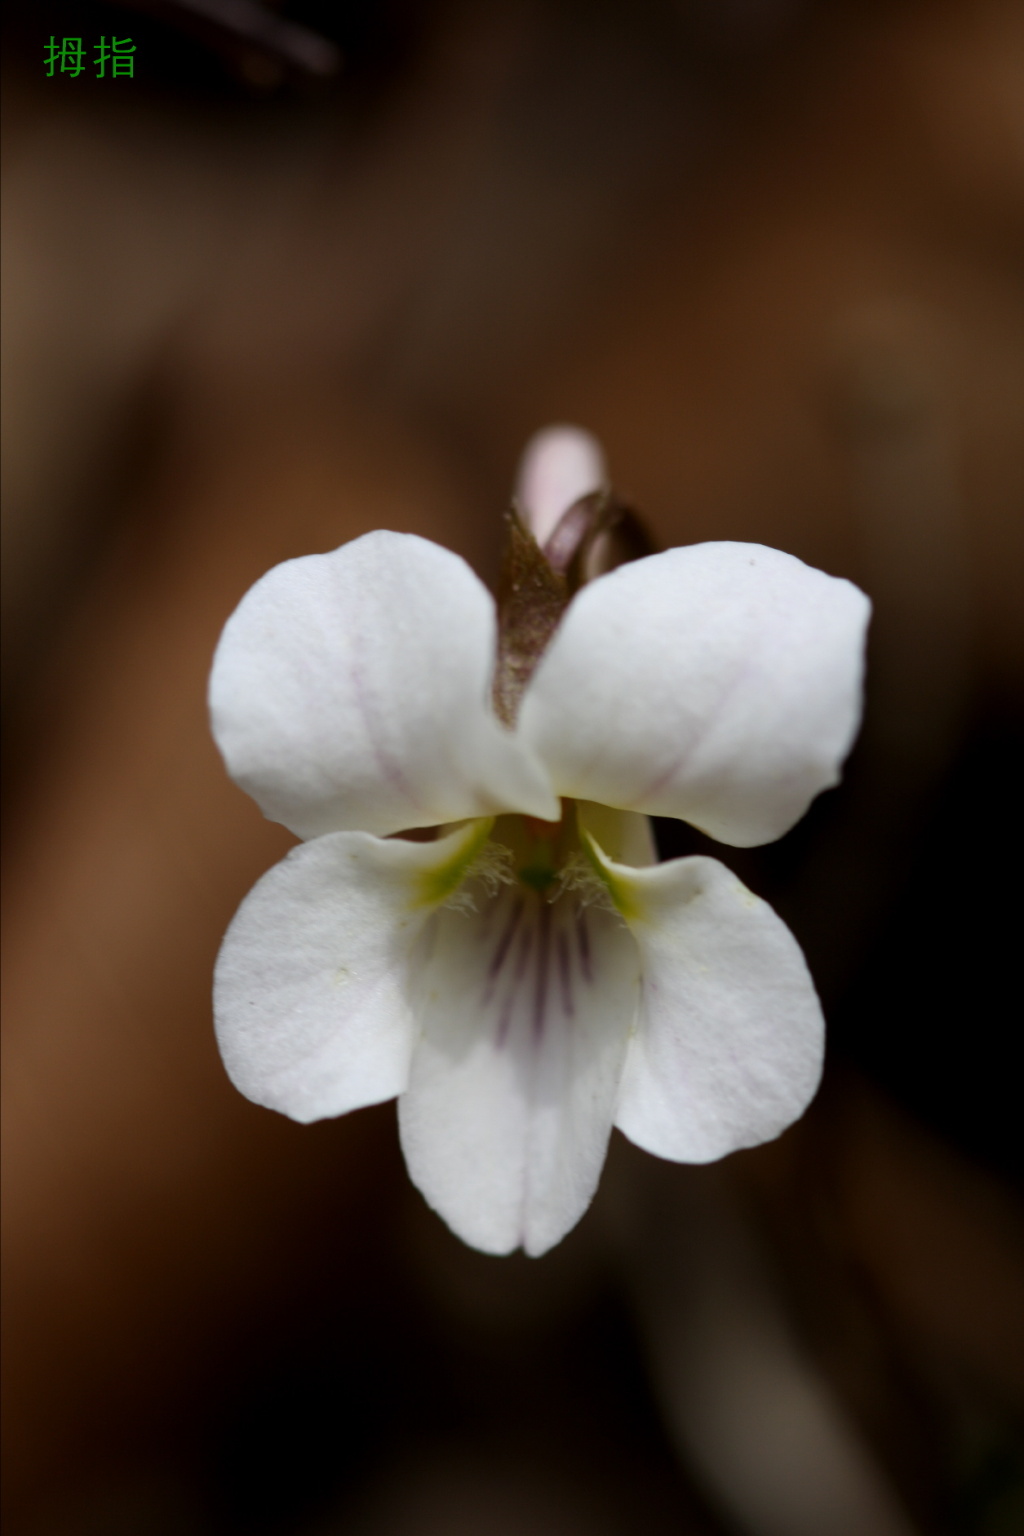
[398,857,640,1256]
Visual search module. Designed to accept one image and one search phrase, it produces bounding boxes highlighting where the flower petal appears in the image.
[399,888,640,1256]
[515,425,607,547]
[518,542,870,846]
[576,801,658,868]
[587,843,824,1162]
[210,530,558,839]
[214,821,494,1123]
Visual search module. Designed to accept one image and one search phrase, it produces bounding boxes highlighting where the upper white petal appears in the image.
[210,531,557,839]
[399,886,640,1256]
[595,847,824,1162]
[214,822,492,1123]
[515,425,607,547]
[517,542,870,846]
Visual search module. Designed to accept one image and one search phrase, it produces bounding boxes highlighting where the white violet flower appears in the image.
[210,427,870,1256]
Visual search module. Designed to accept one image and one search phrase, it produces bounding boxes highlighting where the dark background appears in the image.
[3,3,1022,1533]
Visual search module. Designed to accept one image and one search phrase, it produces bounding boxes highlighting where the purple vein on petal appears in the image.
[575,906,592,983]
[497,916,535,1049]
[532,902,552,1044]
[556,927,574,1019]
[483,895,525,1006]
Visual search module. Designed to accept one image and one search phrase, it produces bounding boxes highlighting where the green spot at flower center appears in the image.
[517,861,557,894]
[412,802,637,920]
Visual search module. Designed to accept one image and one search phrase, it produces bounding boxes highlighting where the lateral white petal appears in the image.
[515,425,607,546]
[599,848,824,1163]
[518,542,870,846]
[399,888,640,1256]
[210,531,557,839]
[214,822,492,1123]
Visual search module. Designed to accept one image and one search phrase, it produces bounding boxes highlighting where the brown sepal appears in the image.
[492,509,569,727]
[491,492,658,727]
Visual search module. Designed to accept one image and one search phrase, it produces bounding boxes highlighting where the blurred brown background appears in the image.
[3,2,1023,1533]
